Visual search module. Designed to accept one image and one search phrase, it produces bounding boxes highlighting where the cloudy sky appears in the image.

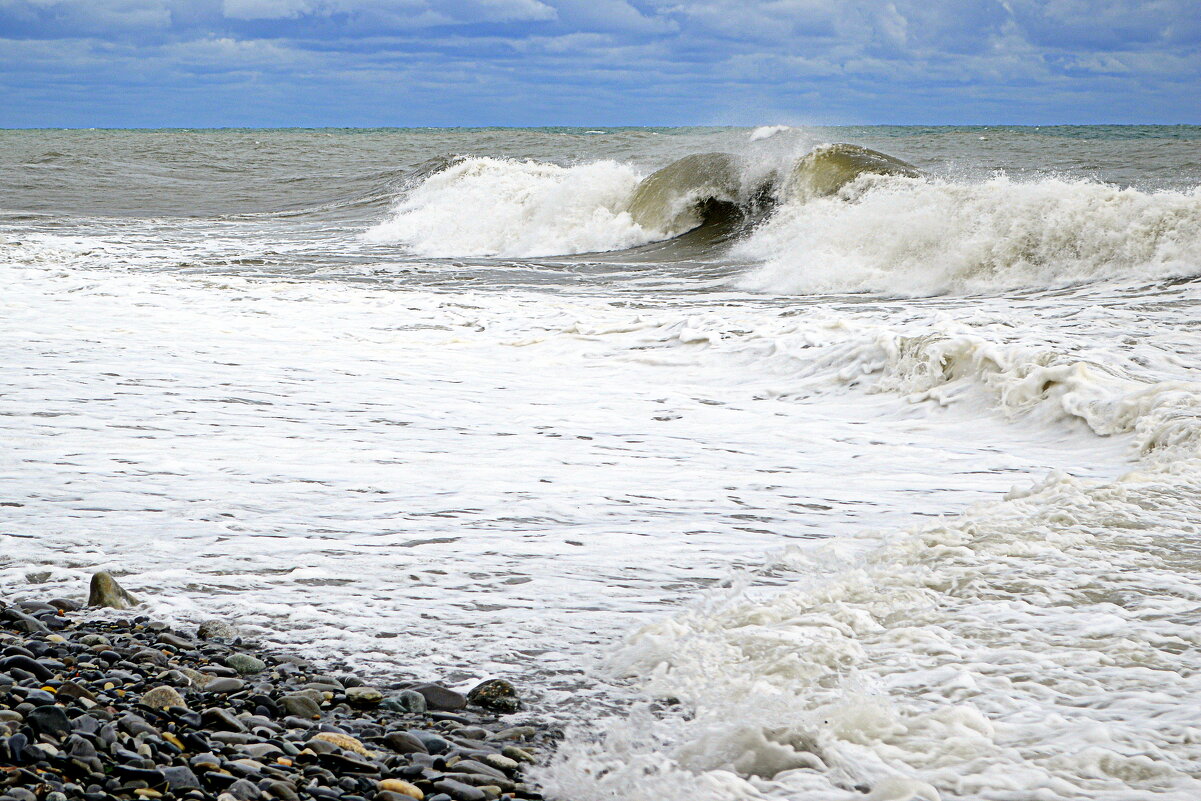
[1,0,1198,127]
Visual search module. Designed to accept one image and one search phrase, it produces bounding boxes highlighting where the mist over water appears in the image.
[3,125,1201,800]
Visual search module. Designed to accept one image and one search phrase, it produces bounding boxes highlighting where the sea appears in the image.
[2,125,1200,800]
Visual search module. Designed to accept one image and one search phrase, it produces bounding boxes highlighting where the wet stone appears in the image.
[410,684,467,711]
[225,654,267,675]
[26,705,70,739]
[140,685,186,710]
[197,620,238,641]
[433,779,487,801]
[345,686,383,706]
[384,730,429,755]
[205,677,245,694]
[87,572,139,610]
[381,689,427,714]
[279,694,320,719]
[201,708,248,733]
[466,680,520,714]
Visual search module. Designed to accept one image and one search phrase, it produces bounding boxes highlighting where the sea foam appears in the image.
[736,176,1201,296]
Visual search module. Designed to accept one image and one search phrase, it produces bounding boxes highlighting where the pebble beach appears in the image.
[0,575,553,801]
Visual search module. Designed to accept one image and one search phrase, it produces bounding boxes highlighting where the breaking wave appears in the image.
[363,157,658,257]
[364,143,1201,295]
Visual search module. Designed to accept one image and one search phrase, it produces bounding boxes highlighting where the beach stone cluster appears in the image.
[0,591,552,801]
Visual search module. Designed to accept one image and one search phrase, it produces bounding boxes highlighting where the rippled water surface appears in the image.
[3,126,1201,800]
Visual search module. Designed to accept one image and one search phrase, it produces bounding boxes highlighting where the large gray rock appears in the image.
[87,571,138,609]
[410,682,467,711]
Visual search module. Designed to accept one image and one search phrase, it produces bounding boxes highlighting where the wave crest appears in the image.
[363,156,659,258]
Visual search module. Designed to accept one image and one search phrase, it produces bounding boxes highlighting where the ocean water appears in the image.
[3,125,1201,800]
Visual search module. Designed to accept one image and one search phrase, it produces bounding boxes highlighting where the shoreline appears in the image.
[0,585,558,801]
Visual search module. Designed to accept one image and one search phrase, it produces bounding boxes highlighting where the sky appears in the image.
[0,0,1198,127]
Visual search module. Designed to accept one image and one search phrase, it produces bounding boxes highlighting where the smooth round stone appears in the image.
[490,726,535,741]
[378,779,424,800]
[345,687,383,707]
[237,742,282,759]
[432,779,485,801]
[279,694,321,719]
[161,766,202,790]
[406,730,450,755]
[225,654,266,675]
[308,732,372,757]
[22,688,56,706]
[201,708,247,733]
[140,685,186,710]
[261,780,300,801]
[0,710,22,723]
[409,684,466,712]
[380,690,426,714]
[383,731,428,755]
[156,633,194,650]
[225,778,262,800]
[0,655,53,681]
[205,677,245,694]
[478,753,519,773]
[454,727,488,741]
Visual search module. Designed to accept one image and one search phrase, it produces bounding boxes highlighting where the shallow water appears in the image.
[3,125,1200,799]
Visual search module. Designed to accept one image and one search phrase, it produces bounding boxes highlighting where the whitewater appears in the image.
[2,125,1200,800]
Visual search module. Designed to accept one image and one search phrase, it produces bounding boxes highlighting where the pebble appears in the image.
[140,685,186,709]
[309,732,373,757]
[205,676,246,694]
[346,686,383,706]
[379,778,424,799]
[280,693,321,718]
[225,653,267,675]
[382,689,428,713]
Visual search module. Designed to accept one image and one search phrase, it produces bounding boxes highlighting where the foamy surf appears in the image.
[736,176,1201,296]
[540,460,1201,801]
[537,306,1201,801]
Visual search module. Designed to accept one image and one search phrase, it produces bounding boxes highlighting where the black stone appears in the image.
[0,654,54,682]
[26,705,71,739]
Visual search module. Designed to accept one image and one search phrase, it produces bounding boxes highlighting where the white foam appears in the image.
[542,460,1201,800]
[539,311,1201,801]
[736,176,1201,296]
[363,156,664,257]
[749,125,793,142]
